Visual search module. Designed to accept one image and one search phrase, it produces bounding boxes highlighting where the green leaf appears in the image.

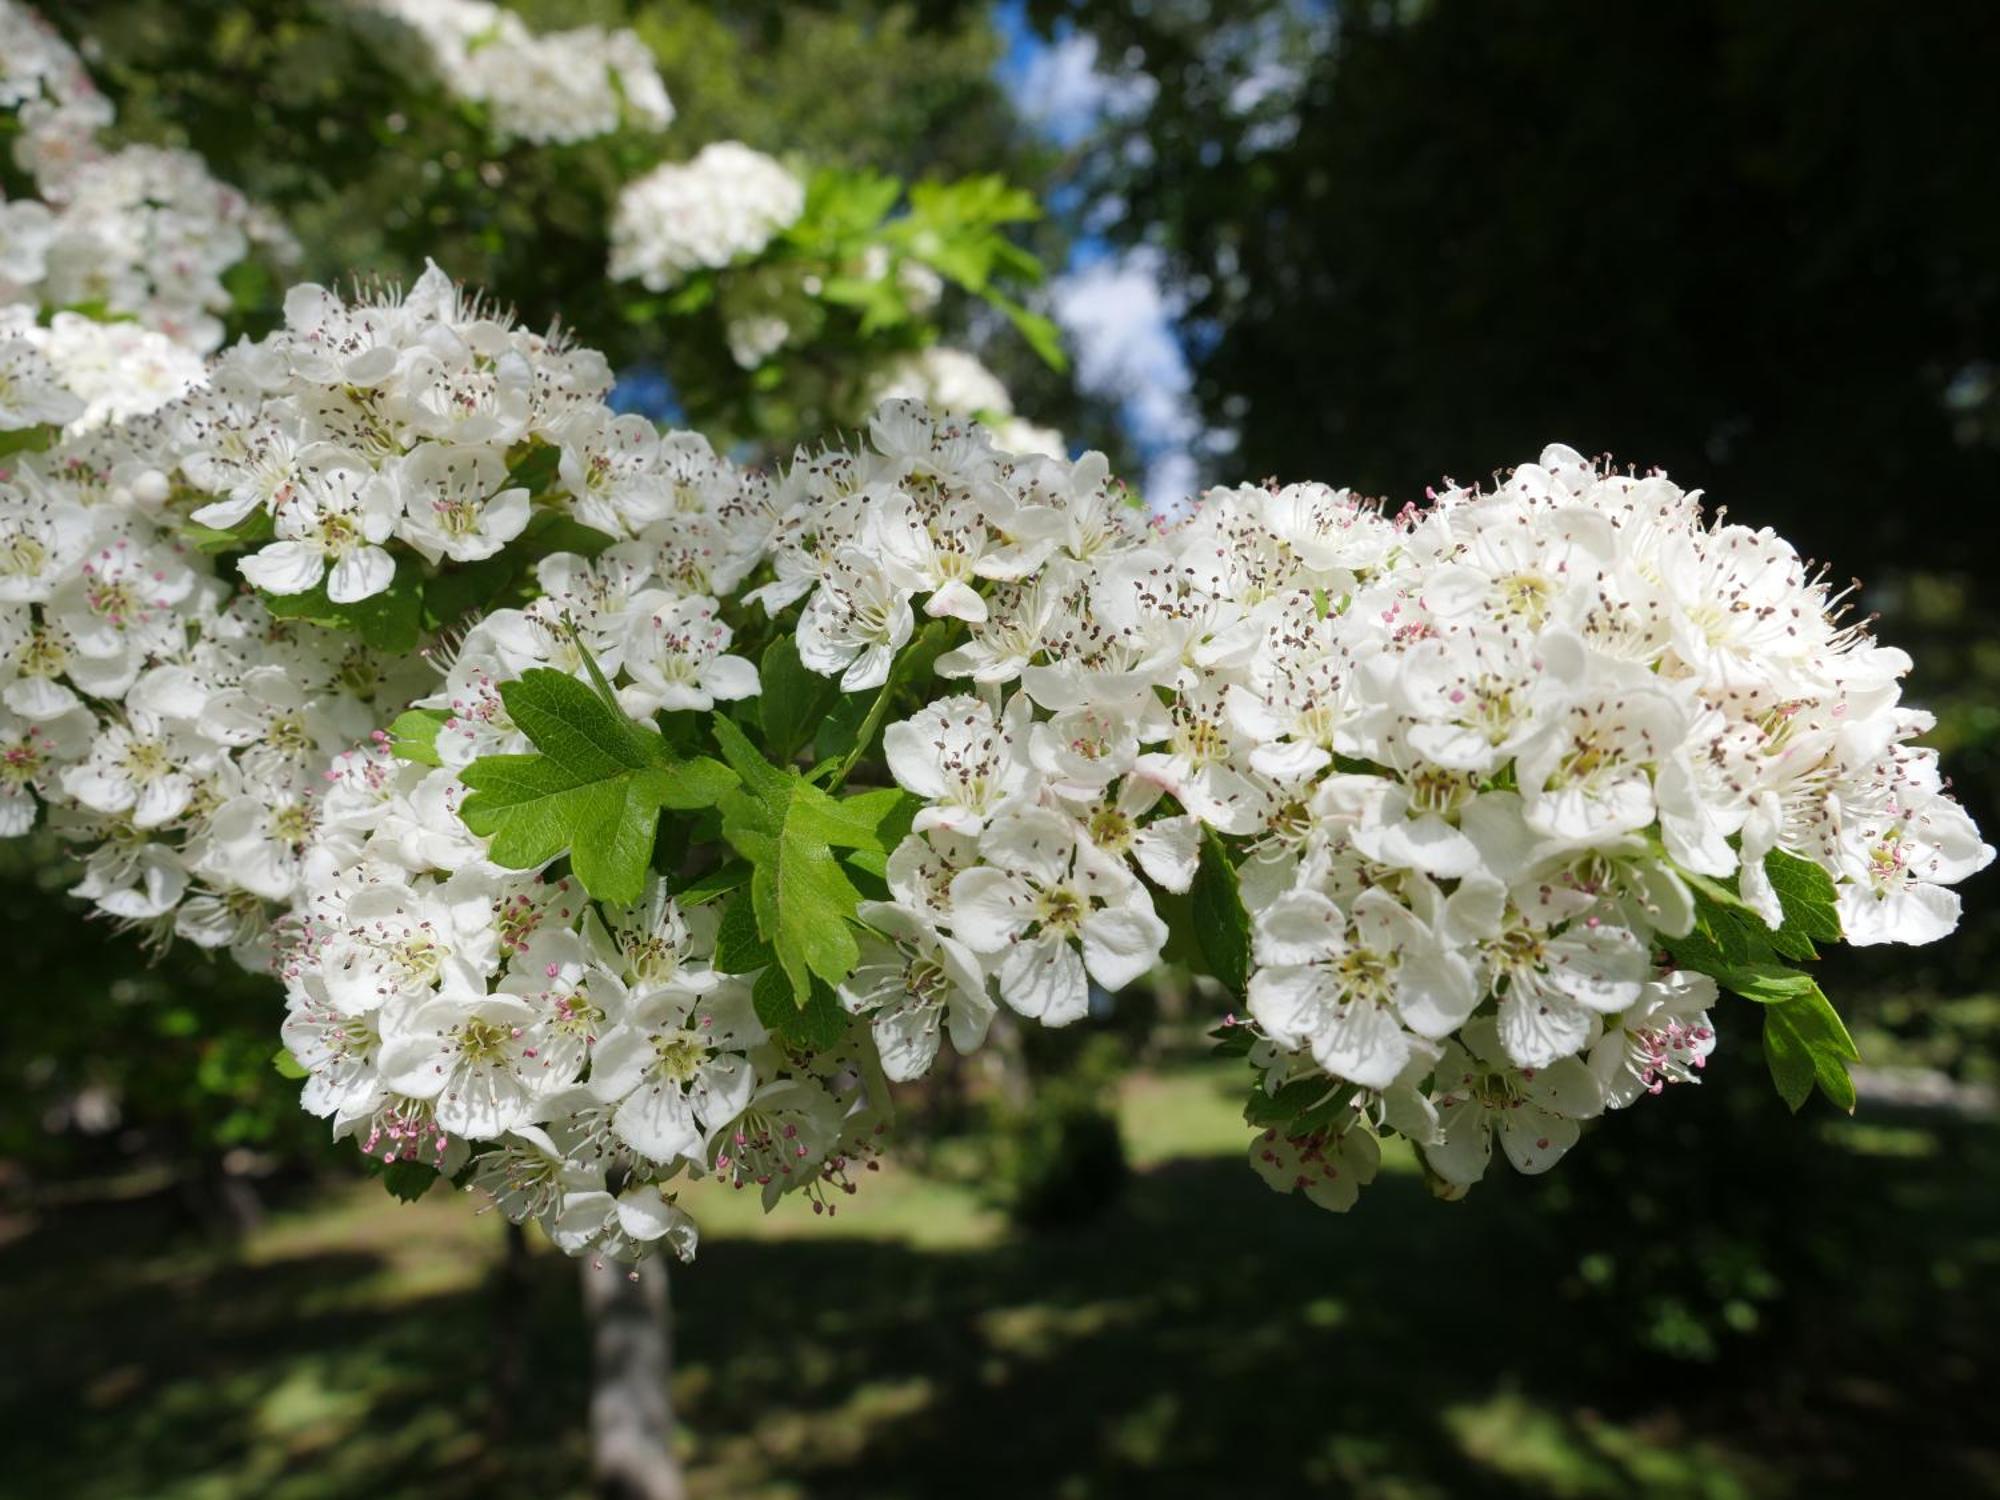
[272,1047,309,1080]
[0,423,59,461]
[504,439,562,494]
[751,969,850,1052]
[1244,1077,1356,1135]
[420,553,520,631]
[710,711,792,805]
[381,1159,440,1203]
[787,780,915,855]
[708,712,901,1005]
[1673,874,1800,969]
[989,294,1069,373]
[1717,961,1824,1006]
[786,981,850,1052]
[812,691,874,766]
[713,892,776,975]
[1208,1021,1257,1059]
[674,860,751,908]
[664,276,715,315]
[817,275,914,334]
[1680,869,1763,931]
[222,255,272,316]
[751,964,796,1033]
[181,505,275,554]
[387,708,450,767]
[1765,849,1843,947]
[759,635,842,764]
[1191,831,1252,999]
[1762,985,1860,1113]
[791,166,904,247]
[260,559,423,652]
[458,669,737,903]
[719,788,863,1005]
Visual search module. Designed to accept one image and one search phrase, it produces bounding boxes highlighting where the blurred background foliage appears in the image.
[57,0,1119,449]
[4,0,1997,1495]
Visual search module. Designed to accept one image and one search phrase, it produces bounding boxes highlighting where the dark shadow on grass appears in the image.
[4,1105,1997,1500]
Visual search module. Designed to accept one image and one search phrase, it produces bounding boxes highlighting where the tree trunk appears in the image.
[983,1011,1034,1110]
[581,1256,686,1500]
[489,1220,529,1444]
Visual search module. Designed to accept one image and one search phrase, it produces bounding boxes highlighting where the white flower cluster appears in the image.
[349,0,673,145]
[281,824,885,1263]
[801,424,1993,1203]
[258,397,1987,1254]
[3,307,208,431]
[608,143,806,293]
[206,270,623,603]
[3,242,1985,1256]
[1,0,294,353]
[0,0,109,191]
[871,345,1066,459]
[0,265,634,963]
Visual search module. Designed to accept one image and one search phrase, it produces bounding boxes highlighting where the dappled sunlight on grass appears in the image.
[1444,1392,1768,1500]
[2,1059,1996,1499]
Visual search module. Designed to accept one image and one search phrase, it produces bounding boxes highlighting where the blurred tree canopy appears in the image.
[52,0,1107,449]
[1032,0,2000,571]
[1031,0,2000,987]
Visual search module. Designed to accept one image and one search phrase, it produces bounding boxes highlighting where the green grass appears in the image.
[2,1059,1996,1499]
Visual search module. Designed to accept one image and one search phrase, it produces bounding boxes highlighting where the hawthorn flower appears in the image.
[553,1183,699,1263]
[378,989,578,1138]
[0,333,83,429]
[62,714,199,827]
[392,441,530,564]
[1421,1021,1605,1189]
[466,1126,599,1226]
[1133,681,1267,834]
[45,535,198,697]
[313,874,500,1017]
[0,703,89,832]
[948,805,1169,1025]
[1828,748,1995,945]
[608,143,804,291]
[1514,682,1688,844]
[551,408,664,538]
[195,790,318,900]
[1248,887,1477,1089]
[1452,878,1651,1069]
[796,547,916,691]
[619,592,759,715]
[1589,971,1718,1108]
[0,168,1983,1267]
[707,1077,850,1211]
[238,448,399,602]
[494,927,620,1088]
[282,991,386,1121]
[840,900,994,1081]
[1057,774,1200,894]
[589,879,719,1004]
[1249,1121,1382,1212]
[587,981,763,1167]
[883,693,1034,836]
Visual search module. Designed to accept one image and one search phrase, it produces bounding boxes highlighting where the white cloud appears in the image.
[1009,32,1156,148]
[1053,248,1206,512]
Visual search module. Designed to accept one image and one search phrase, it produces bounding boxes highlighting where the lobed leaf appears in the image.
[1761,984,1861,1113]
[457,669,736,904]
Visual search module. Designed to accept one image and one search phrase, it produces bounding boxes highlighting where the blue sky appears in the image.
[994,2,1204,508]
